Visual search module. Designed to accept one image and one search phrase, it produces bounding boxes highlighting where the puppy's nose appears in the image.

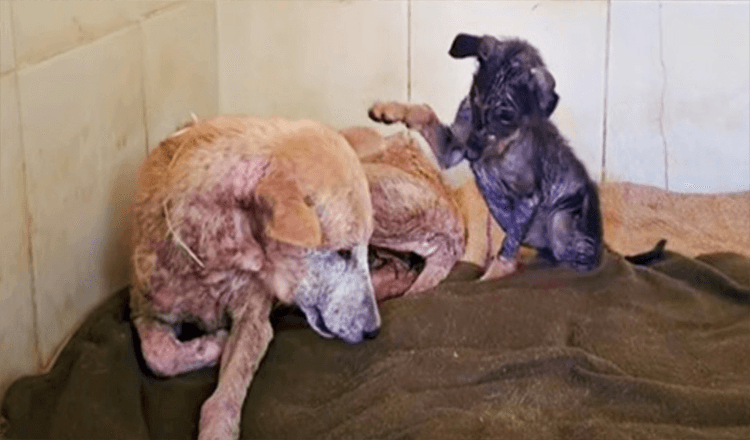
[363,327,380,340]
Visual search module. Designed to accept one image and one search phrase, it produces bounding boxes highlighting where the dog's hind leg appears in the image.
[198,293,273,440]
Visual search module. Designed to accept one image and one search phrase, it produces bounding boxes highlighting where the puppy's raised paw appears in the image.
[369,101,409,125]
[369,101,436,130]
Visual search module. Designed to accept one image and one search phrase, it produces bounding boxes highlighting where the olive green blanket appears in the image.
[3,250,749,439]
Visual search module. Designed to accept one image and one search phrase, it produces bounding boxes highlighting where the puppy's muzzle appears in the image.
[466,131,497,160]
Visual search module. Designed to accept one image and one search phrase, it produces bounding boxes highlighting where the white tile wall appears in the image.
[142,1,219,146]
[218,0,408,131]
[17,26,147,360]
[0,0,15,74]
[661,1,750,193]
[606,1,750,193]
[0,72,38,397]
[605,1,666,188]
[11,0,179,66]
[411,0,609,186]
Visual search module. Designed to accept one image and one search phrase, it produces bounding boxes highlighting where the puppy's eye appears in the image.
[337,249,352,260]
[493,107,515,123]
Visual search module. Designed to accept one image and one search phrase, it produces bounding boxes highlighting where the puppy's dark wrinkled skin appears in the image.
[370,34,603,275]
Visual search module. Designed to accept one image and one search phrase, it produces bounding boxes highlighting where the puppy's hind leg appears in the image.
[548,209,602,271]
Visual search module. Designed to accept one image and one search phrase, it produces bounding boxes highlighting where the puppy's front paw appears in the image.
[369,101,409,125]
[480,256,519,281]
[369,101,436,130]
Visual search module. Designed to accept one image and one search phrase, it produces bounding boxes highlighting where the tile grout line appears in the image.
[407,0,411,102]
[658,1,669,191]
[600,0,612,183]
[9,0,42,371]
[12,2,186,71]
[138,17,150,155]
[214,0,222,114]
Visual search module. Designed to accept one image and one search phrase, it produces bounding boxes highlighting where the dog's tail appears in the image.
[623,239,668,266]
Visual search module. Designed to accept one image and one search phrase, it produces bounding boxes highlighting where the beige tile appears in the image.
[17,26,147,361]
[218,0,408,131]
[606,1,750,193]
[411,1,608,185]
[12,0,179,66]
[661,2,750,193]
[0,72,38,397]
[605,1,666,188]
[1,0,15,73]
[142,1,218,146]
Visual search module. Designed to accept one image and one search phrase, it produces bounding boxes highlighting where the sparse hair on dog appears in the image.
[130,116,381,440]
[370,33,604,278]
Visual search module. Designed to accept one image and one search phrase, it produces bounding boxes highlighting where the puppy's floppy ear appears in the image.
[449,33,482,58]
[530,67,559,118]
[255,168,323,248]
[449,33,494,61]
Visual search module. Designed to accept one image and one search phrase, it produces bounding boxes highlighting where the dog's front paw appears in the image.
[480,256,519,281]
[199,394,241,440]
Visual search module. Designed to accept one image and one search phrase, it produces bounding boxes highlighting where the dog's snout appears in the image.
[363,327,380,340]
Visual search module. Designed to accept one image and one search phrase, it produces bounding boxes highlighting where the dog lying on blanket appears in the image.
[341,127,466,300]
[370,33,605,280]
[130,116,380,440]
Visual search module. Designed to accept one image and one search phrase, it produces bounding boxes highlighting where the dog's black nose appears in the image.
[363,327,380,340]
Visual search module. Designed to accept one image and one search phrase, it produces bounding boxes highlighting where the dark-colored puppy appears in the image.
[370,33,603,279]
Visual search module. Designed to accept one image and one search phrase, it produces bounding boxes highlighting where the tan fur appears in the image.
[343,128,466,300]
[600,182,750,258]
[131,116,374,440]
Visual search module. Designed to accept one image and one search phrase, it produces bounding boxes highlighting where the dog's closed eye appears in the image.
[337,249,353,260]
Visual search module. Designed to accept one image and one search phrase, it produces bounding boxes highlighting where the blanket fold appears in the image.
[3,250,750,439]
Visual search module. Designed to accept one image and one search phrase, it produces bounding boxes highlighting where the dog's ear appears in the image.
[449,33,494,61]
[530,67,559,118]
[255,168,323,248]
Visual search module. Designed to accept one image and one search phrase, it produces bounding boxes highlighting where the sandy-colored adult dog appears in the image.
[130,116,380,440]
[341,127,466,301]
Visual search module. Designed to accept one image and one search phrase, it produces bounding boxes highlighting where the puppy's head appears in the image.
[449,33,558,156]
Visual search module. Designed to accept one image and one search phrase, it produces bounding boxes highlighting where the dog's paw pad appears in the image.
[368,101,408,124]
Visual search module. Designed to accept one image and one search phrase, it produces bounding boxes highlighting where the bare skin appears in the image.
[369,101,522,279]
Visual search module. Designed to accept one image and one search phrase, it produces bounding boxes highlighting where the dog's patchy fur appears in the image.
[130,116,380,439]
[341,127,466,300]
[370,34,604,279]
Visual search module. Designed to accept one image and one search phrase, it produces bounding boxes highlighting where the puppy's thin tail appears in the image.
[624,239,667,266]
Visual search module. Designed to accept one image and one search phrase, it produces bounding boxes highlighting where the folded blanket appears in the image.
[3,250,749,439]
